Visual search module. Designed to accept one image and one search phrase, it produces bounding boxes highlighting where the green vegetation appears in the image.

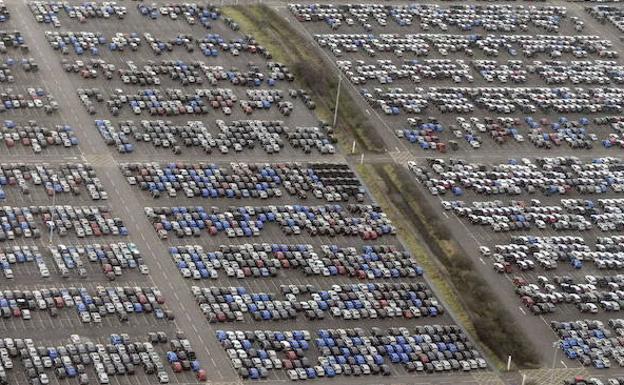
[225,2,540,372]
[358,163,540,370]
[222,4,384,153]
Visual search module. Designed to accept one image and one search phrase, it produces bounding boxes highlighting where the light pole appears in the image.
[551,341,559,385]
[333,75,342,128]
[48,187,55,246]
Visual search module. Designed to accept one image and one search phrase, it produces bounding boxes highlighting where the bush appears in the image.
[376,164,539,368]
[225,4,384,153]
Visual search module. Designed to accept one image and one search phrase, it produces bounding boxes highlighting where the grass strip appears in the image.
[225,1,539,372]
[222,4,384,153]
[358,163,540,370]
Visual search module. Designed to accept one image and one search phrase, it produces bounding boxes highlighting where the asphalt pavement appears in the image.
[0,1,499,385]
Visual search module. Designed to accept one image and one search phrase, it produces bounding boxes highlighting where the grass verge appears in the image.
[222,4,384,153]
[357,163,540,370]
[224,1,539,372]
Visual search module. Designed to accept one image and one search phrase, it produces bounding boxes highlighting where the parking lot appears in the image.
[0,1,510,385]
[281,0,624,382]
[285,1,624,157]
[10,0,624,383]
[405,152,624,370]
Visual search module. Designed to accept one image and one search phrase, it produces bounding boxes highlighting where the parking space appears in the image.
[0,331,201,385]
[283,0,624,380]
[215,325,486,380]
[170,243,422,281]
[192,281,442,323]
[406,153,624,367]
[404,155,624,368]
[119,161,365,204]
[285,0,624,157]
[0,242,148,281]
[0,1,508,385]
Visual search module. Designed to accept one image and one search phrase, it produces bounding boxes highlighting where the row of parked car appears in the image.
[363,86,624,117]
[0,286,170,323]
[217,326,485,380]
[50,242,149,280]
[588,5,624,33]
[338,58,624,85]
[524,116,608,149]
[0,332,201,385]
[45,28,269,58]
[513,269,624,315]
[0,120,77,153]
[145,33,270,58]
[42,205,127,238]
[136,2,219,29]
[476,230,624,316]
[443,198,624,232]
[65,58,294,88]
[217,329,310,380]
[290,3,569,32]
[88,87,302,117]
[192,282,442,323]
[99,87,233,116]
[120,161,364,202]
[493,59,624,85]
[315,326,486,375]
[146,204,395,239]
[0,31,27,54]
[96,118,336,155]
[337,59,472,85]
[485,234,624,273]
[410,156,624,197]
[45,30,137,55]
[563,376,624,385]
[399,114,624,151]
[170,243,423,280]
[0,245,48,279]
[552,319,624,369]
[0,87,57,114]
[0,57,38,83]
[0,205,127,241]
[30,1,126,27]
[0,1,7,23]
[0,162,105,200]
[0,240,145,281]
[315,33,617,59]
